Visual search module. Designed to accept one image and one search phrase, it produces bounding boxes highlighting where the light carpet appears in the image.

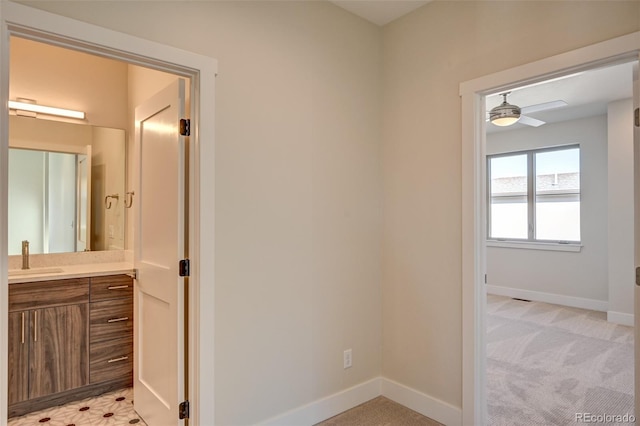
[487,294,634,425]
[315,396,442,426]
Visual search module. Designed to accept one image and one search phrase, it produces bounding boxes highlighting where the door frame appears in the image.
[460,31,640,425]
[0,3,218,424]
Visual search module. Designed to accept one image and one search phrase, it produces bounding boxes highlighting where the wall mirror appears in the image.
[8,115,126,255]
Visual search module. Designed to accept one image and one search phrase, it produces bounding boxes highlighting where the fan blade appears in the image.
[518,115,545,127]
[521,100,568,115]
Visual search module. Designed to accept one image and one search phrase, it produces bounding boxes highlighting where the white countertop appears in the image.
[8,262,134,284]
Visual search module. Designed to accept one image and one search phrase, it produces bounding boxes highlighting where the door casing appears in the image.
[0,3,218,425]
[460,32,640,425]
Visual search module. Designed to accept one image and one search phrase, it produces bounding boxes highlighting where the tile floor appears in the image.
[8,388,146,426]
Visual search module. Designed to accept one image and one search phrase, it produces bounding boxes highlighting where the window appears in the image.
[487,145,580,243]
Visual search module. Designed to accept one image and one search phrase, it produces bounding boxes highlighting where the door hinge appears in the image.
[179,259,190,277]
[179,400,190,420]
[635,108,639,128]
[180,118,191,136]
[636,267,640,287]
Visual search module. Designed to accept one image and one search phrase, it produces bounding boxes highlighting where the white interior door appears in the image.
[134,78,187,425]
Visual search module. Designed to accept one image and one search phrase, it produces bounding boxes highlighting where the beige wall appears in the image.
[91,126,126,251]
[9,37,128,130]
[18,1,384,424]
[9,115,92,149]
[382,0,639,408]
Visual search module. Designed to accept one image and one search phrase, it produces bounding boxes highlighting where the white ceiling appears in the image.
[329,0,431,26]
[486,61,635,133]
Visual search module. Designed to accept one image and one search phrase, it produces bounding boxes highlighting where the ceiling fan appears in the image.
[488,92,568,127]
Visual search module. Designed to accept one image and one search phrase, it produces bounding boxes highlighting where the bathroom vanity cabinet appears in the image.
[8,274,133,418]
[8,278,89,406]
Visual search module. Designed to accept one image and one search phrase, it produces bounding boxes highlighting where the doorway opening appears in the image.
[5,36,188,424]
[484,61,636,424]
[0,3,217,424]
[460,31,640,425]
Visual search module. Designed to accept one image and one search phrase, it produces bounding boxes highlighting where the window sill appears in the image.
[486,240,582,252]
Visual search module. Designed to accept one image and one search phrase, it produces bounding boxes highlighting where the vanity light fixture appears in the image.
[8,100,85,120]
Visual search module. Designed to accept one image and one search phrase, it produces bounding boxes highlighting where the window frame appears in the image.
[486,144,581,244]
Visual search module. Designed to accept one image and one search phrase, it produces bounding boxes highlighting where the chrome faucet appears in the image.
[21,240,29,270]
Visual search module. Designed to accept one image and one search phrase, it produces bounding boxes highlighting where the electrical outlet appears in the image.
[343,349,352,369]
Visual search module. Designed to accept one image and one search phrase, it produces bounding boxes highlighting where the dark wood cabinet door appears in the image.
[29,304,89,399]
[8,311,29,405]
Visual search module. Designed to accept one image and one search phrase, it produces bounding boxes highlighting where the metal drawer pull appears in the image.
[107,356,129,363]
[107,317,129,323]
[107,285,129,290]
[21,312,25,344]
[34,311,38,342]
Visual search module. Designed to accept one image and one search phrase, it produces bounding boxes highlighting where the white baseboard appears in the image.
[487,285,608,312]
[607,310,634,326]
[258,378,381,426]
[257,376,463,426]
[381,378,462,426]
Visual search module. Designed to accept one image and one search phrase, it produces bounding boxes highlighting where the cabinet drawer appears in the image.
[9,279,89,312]
[90,336,133,384]
[90,299,133,343]
[90,275,133,302]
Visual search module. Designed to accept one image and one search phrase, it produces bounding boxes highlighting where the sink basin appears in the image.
[8,267,64,276]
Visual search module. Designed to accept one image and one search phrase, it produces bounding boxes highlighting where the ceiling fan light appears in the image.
[491,115,520,126]
[489,98,521,127]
